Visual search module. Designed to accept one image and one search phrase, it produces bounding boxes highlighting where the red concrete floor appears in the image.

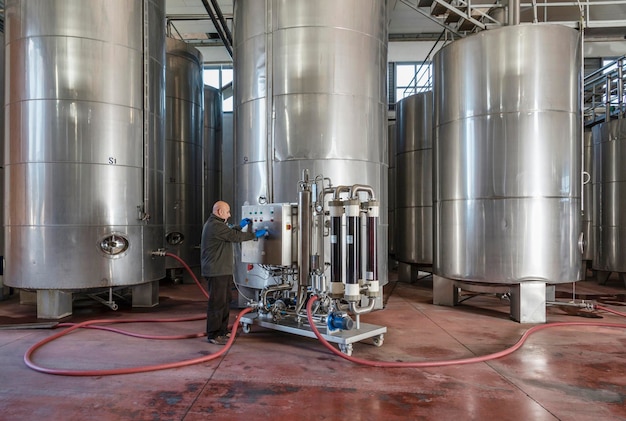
[0,271,625,421]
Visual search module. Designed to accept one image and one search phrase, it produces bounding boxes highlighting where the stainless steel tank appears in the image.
[233,0,388,288]
[165,38,204,271]
[203,85,222,221]
[433,24,582,284]
[388,122,397,258]
[4,0,166,289]
[582,129,594,264]
[0,28,6,299]
[396,92,433,266]
[592,119,626,274]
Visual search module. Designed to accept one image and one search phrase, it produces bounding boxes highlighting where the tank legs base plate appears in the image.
[240,313,387,356]
[433,275,550,323]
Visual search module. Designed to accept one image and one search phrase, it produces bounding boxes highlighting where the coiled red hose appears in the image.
[23,252,626,375]
[24,308,253,376]
[305,296,626,368]
[23,252,248,376]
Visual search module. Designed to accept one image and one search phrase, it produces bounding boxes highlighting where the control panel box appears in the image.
[241,203,296,266]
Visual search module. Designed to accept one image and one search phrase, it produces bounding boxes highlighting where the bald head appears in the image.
[212,201,231,221]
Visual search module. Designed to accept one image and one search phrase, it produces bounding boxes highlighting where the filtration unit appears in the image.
[592,119,626,287]
[232,0,389,304]
[4,0,166,318]
[239,171,386,356]
[395,92,433,281]
[164,37,204,282]
[432,24,582,323]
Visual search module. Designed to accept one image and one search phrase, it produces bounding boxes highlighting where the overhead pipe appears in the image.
[508,0,520,26]
[210,0,232,46]
[200,0,233,58]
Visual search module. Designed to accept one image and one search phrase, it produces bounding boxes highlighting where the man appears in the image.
[201,201,267,345]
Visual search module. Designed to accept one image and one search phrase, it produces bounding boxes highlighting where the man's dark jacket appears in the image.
[201,213,255,277]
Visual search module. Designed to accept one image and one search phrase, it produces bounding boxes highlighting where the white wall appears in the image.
[198,38,626,65]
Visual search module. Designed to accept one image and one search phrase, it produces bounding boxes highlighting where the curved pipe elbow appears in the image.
[348,298,376,315]
[350,184,375,200]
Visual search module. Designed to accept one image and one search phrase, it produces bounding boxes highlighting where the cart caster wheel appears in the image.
[242,323,251,334]
[339,344,353,356]
[373,335,384,347]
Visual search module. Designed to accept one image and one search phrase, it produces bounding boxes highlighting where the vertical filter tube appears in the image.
[344,199,361,301]
[298,183,312,287]
[366,200,380,297]
[329,199,344,297]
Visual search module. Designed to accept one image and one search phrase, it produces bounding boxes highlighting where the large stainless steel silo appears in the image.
[388,122,397,260]
[592,119,626,286]
[165,38,204,279]
[582,129,594,270]
[203,85,222,221]
[0,28,6,300]
[4,0,166,318]
[233,0,388,291]
[433,24,582,322]
[395,92,433,281]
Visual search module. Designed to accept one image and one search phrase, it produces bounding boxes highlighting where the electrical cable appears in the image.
[305,295,626,368]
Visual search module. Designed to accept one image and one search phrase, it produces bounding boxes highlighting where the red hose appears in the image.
[23,251,626,375]
[164,252,209,299]
[305,296,626,368]
[23,252,243,376]
[57,314,207,340]
[596,304,626,318]
[24,308,252,376]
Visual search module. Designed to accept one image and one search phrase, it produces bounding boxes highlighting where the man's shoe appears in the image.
[207,335,228,345]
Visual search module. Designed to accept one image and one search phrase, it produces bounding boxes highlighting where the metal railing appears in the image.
[584,56,625,125]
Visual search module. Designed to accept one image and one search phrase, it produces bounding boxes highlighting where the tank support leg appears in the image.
[596,271,611,285]
[398,262,419,283]
[37,290,73,319]
[510,281,546,323]
[432,275,459,306]
[132,280,159,308]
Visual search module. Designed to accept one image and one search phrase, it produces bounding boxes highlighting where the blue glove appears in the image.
[239,218,252,229]
[254,229,268,238]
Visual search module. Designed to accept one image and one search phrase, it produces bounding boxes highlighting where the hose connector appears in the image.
[151,249,167,257]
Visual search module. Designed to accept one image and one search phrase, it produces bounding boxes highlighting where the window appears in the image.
[395,62,432,101]
[388,62,433,111]
[203,65,233,112]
